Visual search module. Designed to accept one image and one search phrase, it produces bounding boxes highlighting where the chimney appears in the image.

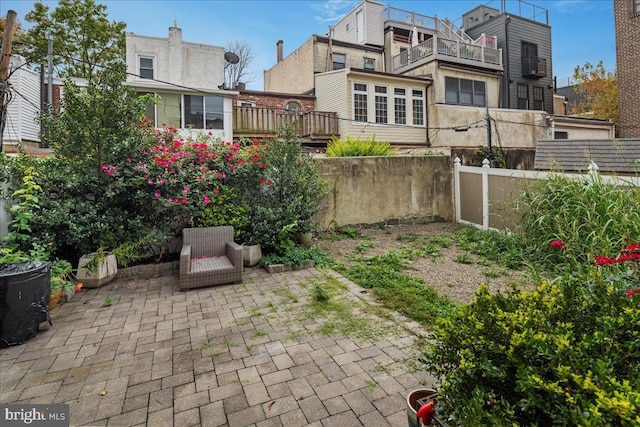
[277,40,283,63]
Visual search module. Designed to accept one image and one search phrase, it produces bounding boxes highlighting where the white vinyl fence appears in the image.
[454,157,640,231]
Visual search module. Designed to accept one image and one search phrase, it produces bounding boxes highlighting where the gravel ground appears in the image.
[316,222,530,304]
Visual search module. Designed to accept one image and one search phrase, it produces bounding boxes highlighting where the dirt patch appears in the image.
[316,222,529,304]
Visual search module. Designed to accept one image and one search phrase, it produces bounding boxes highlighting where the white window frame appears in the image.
[394,88,407,125]
[353,82,368,123]
[374,85,388,124]
[138,55,155,80]
[183,94,225,130]
[412,89,425,126]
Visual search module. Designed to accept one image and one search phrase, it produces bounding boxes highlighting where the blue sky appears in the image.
[2,0,615,90]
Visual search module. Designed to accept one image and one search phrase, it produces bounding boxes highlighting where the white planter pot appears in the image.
[242,244,262,267]
[77,253,118,288]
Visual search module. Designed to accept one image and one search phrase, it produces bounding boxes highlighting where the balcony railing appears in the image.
[521,56,547,78]
[391,35,502,72]
[233,107,339,139]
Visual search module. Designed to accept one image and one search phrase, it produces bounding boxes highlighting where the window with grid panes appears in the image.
[412,90,424,125]
[375,86,388,124]
[533,86,544,110]
[353,83,368,122]
[394,88,406,124]
[517,84,529,109]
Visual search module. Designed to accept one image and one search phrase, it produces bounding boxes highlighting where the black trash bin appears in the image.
[0,261,52,348]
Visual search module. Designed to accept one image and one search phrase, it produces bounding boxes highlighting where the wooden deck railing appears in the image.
[233,107,339,139]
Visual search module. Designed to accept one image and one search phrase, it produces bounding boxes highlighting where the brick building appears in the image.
[235,90,315,113]
[614,0,640,138]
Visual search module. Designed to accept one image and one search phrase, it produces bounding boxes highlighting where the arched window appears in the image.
[284,101,302,114]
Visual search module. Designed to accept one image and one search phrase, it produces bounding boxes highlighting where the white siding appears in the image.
[316,70,349,136]
[4,66,41,145]
[316,69,430,145]
[331,0,384,47]
[364,1,384,46]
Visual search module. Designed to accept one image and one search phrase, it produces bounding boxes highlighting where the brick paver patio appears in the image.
[0,263,436,426]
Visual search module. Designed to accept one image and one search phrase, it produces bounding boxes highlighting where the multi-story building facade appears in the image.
[125,25,237,139]
[462,1,554,112]
[263,0,614,158]
[614,0,640,138]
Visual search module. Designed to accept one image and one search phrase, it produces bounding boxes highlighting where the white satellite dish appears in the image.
[224,51,240,64]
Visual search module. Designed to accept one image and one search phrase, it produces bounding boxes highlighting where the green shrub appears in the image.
[422,244,640,426]
[193,187,250,241]
[15,65,160,261]
[473,146,505,168]
[234,124,327,253]
[325,134,396,157]
[7,66,249,263]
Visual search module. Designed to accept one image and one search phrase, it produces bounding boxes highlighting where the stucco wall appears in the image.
[314,156,453,228]
[430,104,547,149]
[126,28,224,89]
[264,38,316,94]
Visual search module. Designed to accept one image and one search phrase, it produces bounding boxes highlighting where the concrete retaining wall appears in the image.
[314,156,453,229]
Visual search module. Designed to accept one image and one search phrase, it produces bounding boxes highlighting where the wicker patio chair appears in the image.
[180,226,243,291]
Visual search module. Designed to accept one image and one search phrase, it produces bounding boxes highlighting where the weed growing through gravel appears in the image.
[336,250,456,326]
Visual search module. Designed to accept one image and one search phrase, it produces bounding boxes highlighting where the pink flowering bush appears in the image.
[100,127,257,251]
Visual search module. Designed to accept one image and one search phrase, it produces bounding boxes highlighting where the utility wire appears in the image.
[9,44,551,133]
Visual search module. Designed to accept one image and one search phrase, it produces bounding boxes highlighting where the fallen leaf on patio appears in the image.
[267,400,275,410]
[99,390,108,397]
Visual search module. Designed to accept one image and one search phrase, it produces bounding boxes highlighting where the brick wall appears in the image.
[614,0,640,137]
[236,90,316,113]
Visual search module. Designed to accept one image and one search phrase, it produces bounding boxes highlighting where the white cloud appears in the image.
[309,0,359,24]
[551,0,596,14]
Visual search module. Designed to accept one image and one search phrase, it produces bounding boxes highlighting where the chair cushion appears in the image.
[190,256,234,273]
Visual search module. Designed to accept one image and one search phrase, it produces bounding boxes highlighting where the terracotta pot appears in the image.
[49,288,63,310]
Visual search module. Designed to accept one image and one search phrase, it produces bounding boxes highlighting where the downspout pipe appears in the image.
[426,82,431,146]
[504,15,511,108]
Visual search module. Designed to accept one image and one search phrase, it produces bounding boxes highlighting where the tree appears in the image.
[0,15,24,38]
[224,40,257,88]
[571,61,618,128]
[21,0,126,79]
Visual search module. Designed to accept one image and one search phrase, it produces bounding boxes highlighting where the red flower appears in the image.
[593,256,618,266]
[549,240,567,250]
